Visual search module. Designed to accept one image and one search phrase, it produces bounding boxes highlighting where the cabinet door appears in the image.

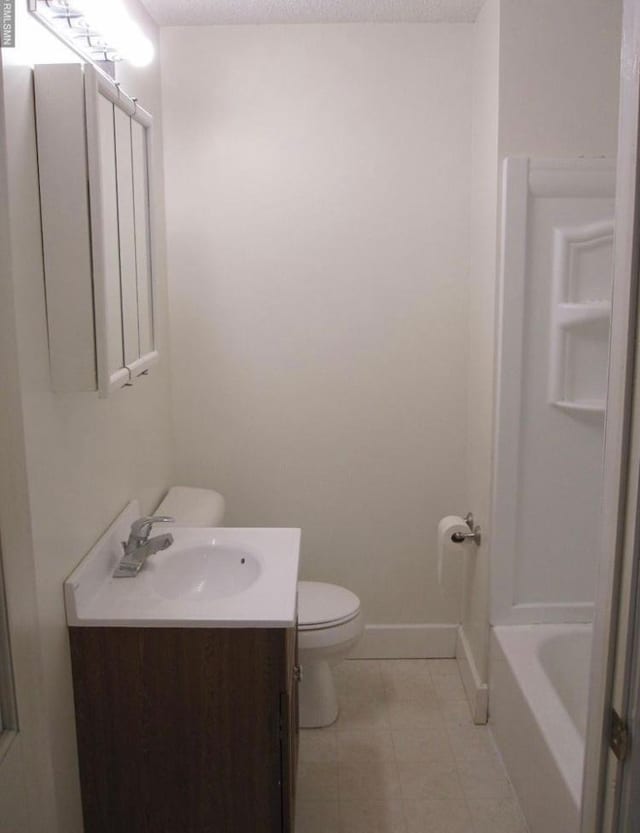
[128,116,158,379]
[90,90,129,393]
[70,627,285,833]
[85,66,158,396]
[113,107,139,369]
[33,63,97,392]
[131,119,154,360]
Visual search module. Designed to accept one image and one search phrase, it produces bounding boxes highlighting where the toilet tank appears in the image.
[155,486,226,526]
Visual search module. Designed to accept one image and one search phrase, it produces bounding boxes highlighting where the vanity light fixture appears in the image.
[29,0,154,73]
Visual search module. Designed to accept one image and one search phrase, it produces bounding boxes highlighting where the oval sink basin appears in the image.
[150,545,261,602]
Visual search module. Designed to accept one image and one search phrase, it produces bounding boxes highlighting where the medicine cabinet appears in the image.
[34,63,158,396]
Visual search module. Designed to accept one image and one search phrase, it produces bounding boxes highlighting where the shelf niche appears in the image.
[548,219,614,416]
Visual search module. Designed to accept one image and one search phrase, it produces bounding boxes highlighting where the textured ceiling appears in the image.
[141,0,485,26]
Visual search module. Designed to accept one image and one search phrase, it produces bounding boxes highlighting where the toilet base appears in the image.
[298,659,339,728]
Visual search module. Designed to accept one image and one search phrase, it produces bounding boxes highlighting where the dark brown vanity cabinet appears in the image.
[69,626,299,833]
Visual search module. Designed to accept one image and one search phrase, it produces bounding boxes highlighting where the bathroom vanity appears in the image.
[65,503,301,833]
[70,625,298,833]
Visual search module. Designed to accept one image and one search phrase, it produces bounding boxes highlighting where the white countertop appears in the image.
[64,501,300,628]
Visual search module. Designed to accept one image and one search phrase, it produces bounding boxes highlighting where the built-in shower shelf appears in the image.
[552,399,606,415]
[548,218,614,414]
[556,301,611,328]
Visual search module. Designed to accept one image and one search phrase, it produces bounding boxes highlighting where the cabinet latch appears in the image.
[610,708,630,762]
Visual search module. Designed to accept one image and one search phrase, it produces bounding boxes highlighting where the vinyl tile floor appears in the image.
[295,659,529,833]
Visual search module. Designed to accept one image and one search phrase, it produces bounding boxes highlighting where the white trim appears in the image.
[93,69,152,125]
[349,624,457,659]
[127,350,159,380]
[491,156,529,625]
[456,626,488,724]
[528,158,616,198]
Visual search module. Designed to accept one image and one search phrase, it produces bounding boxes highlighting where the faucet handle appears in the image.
[130,515,175,544]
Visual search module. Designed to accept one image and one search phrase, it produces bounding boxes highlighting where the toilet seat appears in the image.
[298,581,361,631]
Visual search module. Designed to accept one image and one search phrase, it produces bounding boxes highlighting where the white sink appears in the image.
[149,544,262,601]
[64,501,300,628]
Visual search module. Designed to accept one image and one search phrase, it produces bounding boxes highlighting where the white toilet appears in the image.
[155,486,364,729]
[297,580,364,728]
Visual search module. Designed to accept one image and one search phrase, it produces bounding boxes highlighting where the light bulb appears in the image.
[74,0,154,67]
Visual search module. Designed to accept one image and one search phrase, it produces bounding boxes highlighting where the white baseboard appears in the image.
[349,624,458,659]
[456,626,488,724]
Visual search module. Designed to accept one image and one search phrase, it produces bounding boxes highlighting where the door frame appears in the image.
[581,0,640,830]
[615,502,640,830]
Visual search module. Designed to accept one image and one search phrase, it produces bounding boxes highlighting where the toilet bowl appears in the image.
[297,581,364,728]
[154,488,364,728]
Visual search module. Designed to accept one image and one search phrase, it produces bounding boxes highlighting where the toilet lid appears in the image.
[298,581,361,629]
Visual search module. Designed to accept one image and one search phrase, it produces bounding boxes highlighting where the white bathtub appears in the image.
[489,624,592,833]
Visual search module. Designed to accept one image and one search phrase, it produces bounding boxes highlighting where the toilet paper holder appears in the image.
[451,512,482,546]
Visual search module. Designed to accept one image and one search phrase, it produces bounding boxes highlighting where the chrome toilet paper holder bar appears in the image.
[451,512,482,546]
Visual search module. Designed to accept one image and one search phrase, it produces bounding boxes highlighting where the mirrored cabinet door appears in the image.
[113,105,139,371]
[131,119,155,363]
[127,112,158,380]
[93,90,128,391]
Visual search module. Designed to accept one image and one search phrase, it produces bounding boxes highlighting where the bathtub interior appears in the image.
[538,629,592,740]
[490,624,593,832]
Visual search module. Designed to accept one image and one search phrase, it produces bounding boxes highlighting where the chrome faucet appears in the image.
[113,515,175,578]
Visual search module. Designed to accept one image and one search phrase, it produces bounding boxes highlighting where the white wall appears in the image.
[0,4,174,830]
[162,24,472,636]
[498,0,622,160]
[0,52,60,833]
